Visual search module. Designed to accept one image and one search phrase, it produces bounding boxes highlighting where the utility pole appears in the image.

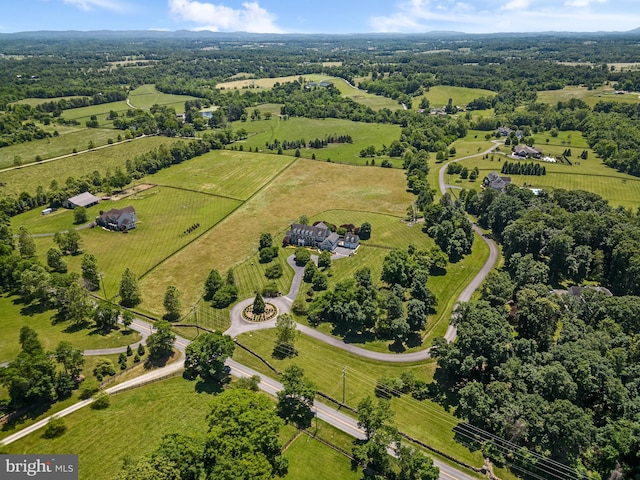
[342,366,347,405]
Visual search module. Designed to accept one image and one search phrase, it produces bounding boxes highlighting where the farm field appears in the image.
[127,84,197,112]
[0,136,182,196]
[415,85,495,108]
[537,85,640,107]
[14,95,85,107]
[29,186,241,298]
[139,158,413,315]
[1,374,363,480]
[446,152,640,209]
[218,73,400,110]
[233,116,402,166]
[0,294,140,363]
[0,128,119,169]
[146,149,296,200]
[60,100,130,125]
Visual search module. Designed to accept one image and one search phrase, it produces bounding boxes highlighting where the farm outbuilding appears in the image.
[63,192,100,209]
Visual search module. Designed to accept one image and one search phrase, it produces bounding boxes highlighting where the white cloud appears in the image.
[168,0,284,33]
[370,0,467,32]
[63,0,125,11]
[564,0,606,7]
[504,0,531,10]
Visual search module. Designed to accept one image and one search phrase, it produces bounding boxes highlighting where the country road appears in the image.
[0,318,480,480]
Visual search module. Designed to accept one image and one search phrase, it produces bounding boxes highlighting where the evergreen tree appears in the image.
[253,291,265,315]
[119,268,141,307]
[163,285,182,321]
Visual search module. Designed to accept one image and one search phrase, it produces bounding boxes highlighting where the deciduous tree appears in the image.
[184,332,234,382]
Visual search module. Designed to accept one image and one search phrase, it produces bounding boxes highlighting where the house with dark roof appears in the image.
[342,233,360,249]
[96,206,137,231]
[287,222,359,252]
[483,172,511,192]
[513,145,542,159]
[63,191,100,209]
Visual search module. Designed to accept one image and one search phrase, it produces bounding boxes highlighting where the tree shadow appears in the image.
[387,340,406,353]
[194,379,224,395]
[405,332,423,348]
[342,330,376,345]
[17,300,49,317]
[62,321,90,333]
[144,354,171,369]
[1,402,53,433]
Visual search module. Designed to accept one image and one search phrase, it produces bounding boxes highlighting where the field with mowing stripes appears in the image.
[147,149,296,200]
[139,158,413,315]
[127,84,197,111]
[415,85,495,108]
[30,186,241,298]
[234,116,402,166]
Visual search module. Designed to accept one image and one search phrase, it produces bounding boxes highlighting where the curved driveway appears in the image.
[227,180,500,364]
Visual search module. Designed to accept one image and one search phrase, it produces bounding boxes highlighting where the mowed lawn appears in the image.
[415,85,495,108]
[145,149,296,200]
[0,294,140,364]
[60,100,130,126]
[127,84,197,112]
[0,128,118,169]
[32,186,241,298]
[234,116,402,165]
[0,136,183,196]
[139,159,413,315]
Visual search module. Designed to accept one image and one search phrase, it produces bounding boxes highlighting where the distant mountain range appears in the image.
[1,28,640,41]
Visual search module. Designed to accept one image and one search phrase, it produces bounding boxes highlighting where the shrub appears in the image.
[292,299,307,315]
[137,343,145,356]
[91,392,110,410]
[93,358,116,380]
[375,377,404,399]
[126,345,132,356]
[212,284,239,308]
[262,282,279,297]
[43,417,66,439]
[294,248,311,266]
[133,354,141,363]
[265,263,283,279]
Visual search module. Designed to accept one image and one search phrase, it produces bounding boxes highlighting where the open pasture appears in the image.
[218,73,400,110]
[139,159,413,315]
[416,85,495,108]
[0,136,182,196]
[14,95,85,107]
[0,294,140,364]
[146,149,295,200]
[32,186,240,299]
[537,85,640,107]
[60,100,129,124]
[234,116,402,165]
[0,128,117,169]
[449,154,640,209]
[127,84,197,112]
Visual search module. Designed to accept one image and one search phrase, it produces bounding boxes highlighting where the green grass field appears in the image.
[233,330,491,470]
[138,158,413,315]
[537,85,640,107]
[60,101,130,125]
[447,150,640,209]
[146,149,296,200]
[0,128,121,169]
[416,85,495,108]
[13,96,85,107]
[0,136,182,196]
[29,186,241,301]
[127,84,197,112]
[2,375,364,480]
[218,73,400,111]
[233,116,402,166]
[0,294,140,363]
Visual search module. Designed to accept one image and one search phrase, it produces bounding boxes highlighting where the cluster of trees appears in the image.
[353,396,439,480]
[35,91,126,115]
[1,327,85,409]
[0,104,51,146]
[500,160,547,176]
[462,185,640,292]
[264,134,353,152]
[423,194,474,262]
[306,249,438,347]
[204,268,238,309]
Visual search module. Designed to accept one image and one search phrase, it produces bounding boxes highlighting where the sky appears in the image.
[1,0,640,35]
